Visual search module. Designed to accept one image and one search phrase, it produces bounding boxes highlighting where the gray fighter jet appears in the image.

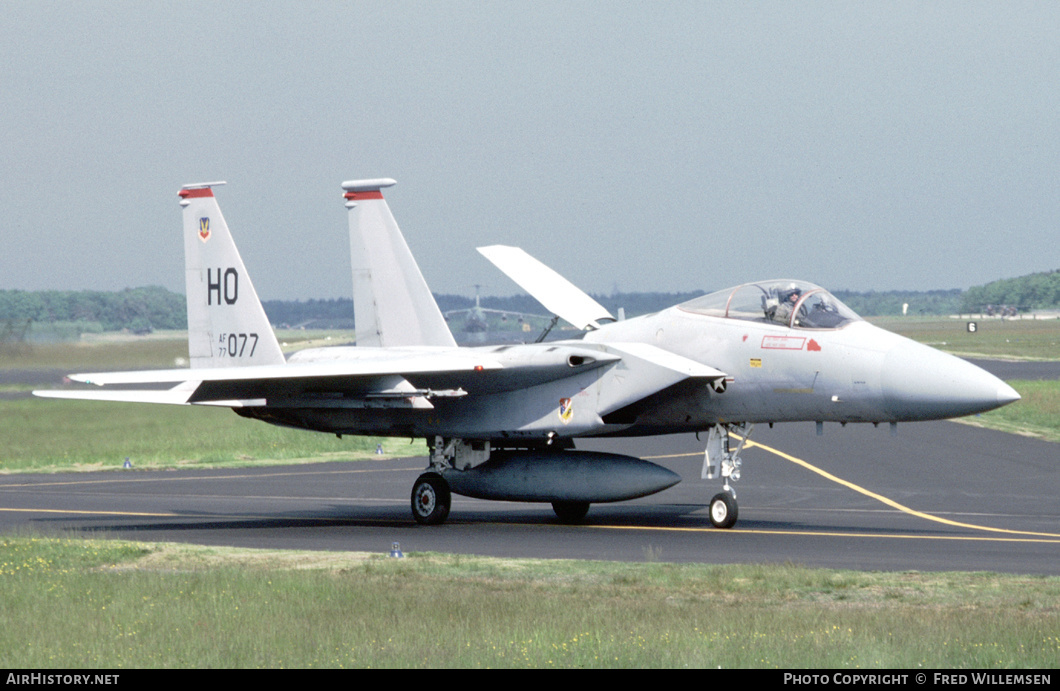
[35,179,1020,528]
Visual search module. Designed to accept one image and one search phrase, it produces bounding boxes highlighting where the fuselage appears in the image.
[582,305,1018,427]
[240,286,1018,443]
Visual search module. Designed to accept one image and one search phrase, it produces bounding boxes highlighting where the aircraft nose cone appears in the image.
[996,380,1022,406]
[881,341,1020,420]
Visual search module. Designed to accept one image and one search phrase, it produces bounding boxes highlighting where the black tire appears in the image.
[552,500,590,523]
[411,473,451,525]
[708,492,738,529]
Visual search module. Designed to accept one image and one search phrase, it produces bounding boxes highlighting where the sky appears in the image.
[2,2,1058,301]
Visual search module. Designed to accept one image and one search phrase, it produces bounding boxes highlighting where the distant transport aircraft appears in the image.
[35,179,1021,528]
[442,284,549,342]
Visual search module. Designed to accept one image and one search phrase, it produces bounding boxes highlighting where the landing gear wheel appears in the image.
[551,501,590,523]
[411,473,451,525]
[708,492,738,529]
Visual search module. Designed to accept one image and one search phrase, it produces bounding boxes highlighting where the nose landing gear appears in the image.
[702,423,752,529]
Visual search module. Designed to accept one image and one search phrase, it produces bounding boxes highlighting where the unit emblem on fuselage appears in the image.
[558,398,573,424]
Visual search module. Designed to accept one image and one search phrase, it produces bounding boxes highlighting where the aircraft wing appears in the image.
[63,351,500,387]
[33,340,726,414]
[477,245,615,330]
[33,383,201,406]
[33,345,625,407]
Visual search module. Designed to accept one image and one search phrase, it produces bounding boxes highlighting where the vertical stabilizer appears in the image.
[342,179,456,348]
[179,183,285,368]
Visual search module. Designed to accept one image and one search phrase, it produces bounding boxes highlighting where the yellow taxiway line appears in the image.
[2,445,1056,543]
[0,464,411,490]
[648,437,1060,540]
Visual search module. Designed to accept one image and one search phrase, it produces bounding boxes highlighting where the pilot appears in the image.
[773,286,802,325]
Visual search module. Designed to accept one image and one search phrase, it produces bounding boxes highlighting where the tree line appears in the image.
[3,272,1057,338]
[959,269,1060,313]
[0,286,185,334]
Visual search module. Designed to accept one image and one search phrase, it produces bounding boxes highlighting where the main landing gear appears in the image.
[410,437,467,525]
[551,501,590,523]
[410,436,594,525]
[701,423,752,529]
[411,472,450,525]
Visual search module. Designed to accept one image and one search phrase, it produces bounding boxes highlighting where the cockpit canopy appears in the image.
[679,280,861,330]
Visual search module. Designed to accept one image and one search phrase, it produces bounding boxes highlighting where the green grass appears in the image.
[0,333,189,371]
[0,333,409,473]
[0,331,360,372]
[1,535,1057,668]
[958,379,1060,442]
[0,399,409,473]
[874,316,1060,361]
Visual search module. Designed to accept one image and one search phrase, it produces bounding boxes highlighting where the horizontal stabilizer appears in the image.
[477,245,614,330]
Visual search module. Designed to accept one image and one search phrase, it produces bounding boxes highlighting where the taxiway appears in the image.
[0,417,1055,574]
